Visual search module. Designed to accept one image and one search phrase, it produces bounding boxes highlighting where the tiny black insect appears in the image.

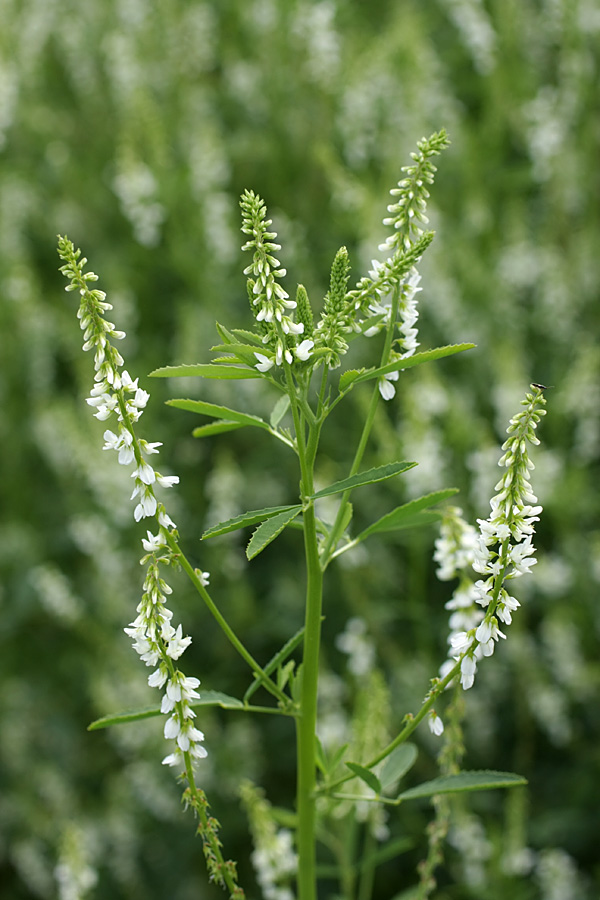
[531,383,547,390]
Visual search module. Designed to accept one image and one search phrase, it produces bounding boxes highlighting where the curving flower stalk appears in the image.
[58,235,207,770]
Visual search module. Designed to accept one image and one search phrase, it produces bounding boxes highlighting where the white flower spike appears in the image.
[58,235,208,770]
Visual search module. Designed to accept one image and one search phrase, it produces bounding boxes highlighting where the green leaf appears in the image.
[215,322,237,345]
[270,394,291,428]
[339,368,369,393]
[246,507,303,560]
[203,505,300,540]
[192,420,246,438]
[277,659,295,692]
[397,770,527,801]
[381,511,443,531]
[380,744,418,791]
[210,342,263,366]
[315,737,328,776]
[352,344,476,384]
[346,762,382,794]
[310,461,417,500]
[353,313,386,336]
[149,363,261,379]
[88,690,245,730]
[356,489,459,541]
[166,398,270,431]
[327,742,350,776]
[232,328,266,346]
[338,502,353,535]
[244,625,306,703]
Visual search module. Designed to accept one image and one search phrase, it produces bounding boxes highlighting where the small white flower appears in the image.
[378,371,398,401]
[164,715,180,739]
[282,319,304,336]
[295,339,314,361]
[155,473,179,488]
[148,666,168,689]
[460,654,477,690]
[133,488,158,521]
[132,461,156,485]
[142,530,166,552]
[450,631,473,655]
[255,352,275,372]
[158,508,176,529]
[140,440,162,455]
[166,624,192,660]
[428,710,444,736]
[132,388,150,408]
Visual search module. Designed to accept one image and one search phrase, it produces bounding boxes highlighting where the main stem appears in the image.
[285,363,323,900]
[296,499,323,900]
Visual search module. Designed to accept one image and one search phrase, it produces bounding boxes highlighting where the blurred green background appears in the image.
[1,1,599,898]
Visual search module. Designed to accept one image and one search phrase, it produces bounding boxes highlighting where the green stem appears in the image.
[166,533,290,707]
[321,660,461,797]
[282,360,323,900]
[357,828,377,900]
[184,755,244,897]
[113,393,288,706]
[296,498,323,900]
[321,286,401,567]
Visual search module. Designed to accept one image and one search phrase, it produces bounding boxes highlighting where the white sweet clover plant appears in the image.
[58,130,548,900]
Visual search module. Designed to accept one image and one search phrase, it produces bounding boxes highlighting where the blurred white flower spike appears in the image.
[439,385,547,690]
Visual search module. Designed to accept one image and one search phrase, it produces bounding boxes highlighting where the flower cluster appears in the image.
[434,508,485,685]
[240,189,313,370]
[125,538,208,769]
[380,129,451,255]
[373,265,423,400]
[58,236,207,769]
[344,131,450,400]
[446,386,547,689]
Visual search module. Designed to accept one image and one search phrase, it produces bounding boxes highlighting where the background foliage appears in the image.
[1,1,598,898]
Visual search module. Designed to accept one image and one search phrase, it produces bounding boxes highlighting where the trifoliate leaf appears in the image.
[270,394,291,428]
[380,744,418,791]
[166,398,270,431]
[210,342,263,366]
[310,461,417,499]
[345,763,381,794]
[397,770,527,801]
[356,488,459,541]
[203,505,301,540]
[88,691,245,730]
[339,368,370,393]
[232,328,266,346]
[246,507,303,560]
[150,363,261,379]
[352,344,476,384]
[192,420,246,438]
[215,322,237,344]
[244,625,306,703]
